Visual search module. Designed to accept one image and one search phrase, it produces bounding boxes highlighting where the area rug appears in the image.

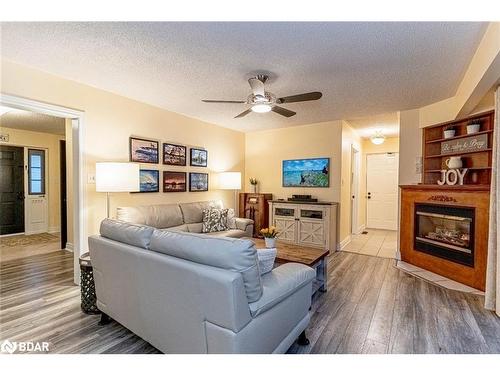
[0,233,59,247]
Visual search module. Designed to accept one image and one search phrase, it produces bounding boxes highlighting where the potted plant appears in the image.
[249,177,258,193]
[443,125,456,139]
[467,119,481,134]
[260,226,278,248]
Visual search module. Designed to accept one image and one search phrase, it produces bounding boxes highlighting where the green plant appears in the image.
[468,119,481,126]
[249,177,258,185]
[444,125,455,131]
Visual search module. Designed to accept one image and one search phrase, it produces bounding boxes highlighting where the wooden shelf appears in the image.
[425,167,492,173]
[425,130,493,144]
[400,184,490,191]
[425,148,492,159]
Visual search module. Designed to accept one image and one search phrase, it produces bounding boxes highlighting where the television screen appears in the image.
[282,158,330,187]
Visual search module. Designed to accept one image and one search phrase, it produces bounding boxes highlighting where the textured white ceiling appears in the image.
[347,112,400,139]
[0,22,487,132]
[0,108,66,135]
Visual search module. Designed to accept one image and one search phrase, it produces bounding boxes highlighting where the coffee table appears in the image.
[250,238,329,294]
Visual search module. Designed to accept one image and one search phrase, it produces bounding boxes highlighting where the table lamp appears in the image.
[96,162,140,218]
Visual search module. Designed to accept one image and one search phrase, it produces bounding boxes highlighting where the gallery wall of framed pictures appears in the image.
[129,136,209,193]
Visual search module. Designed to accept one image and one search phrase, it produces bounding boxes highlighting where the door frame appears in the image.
[0,145,25,235]
[350,145,360,234]
[1,94,85,285]
[365,152,400,230]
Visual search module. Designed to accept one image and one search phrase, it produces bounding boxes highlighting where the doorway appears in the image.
[0,145,25,235]
[350,145,360,234]
[366,152,399,230]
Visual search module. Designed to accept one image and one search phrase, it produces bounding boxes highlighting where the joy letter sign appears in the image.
[437,169,468,186]
[441,133,487,155]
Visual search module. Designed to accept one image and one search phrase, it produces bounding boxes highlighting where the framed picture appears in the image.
[130,137,159,164]
[190,148,208,167]
[189,172,209,192]
[139,169,160,193]
[163,143,186,166]
[282,157,330,187]
[163,171,187,192]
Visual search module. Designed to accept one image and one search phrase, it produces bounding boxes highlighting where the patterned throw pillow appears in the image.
[202,208,229,233]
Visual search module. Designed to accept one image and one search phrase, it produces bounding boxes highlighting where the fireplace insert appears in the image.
[414,203,475,267]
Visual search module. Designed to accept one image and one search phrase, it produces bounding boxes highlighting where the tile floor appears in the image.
[341,229,397,259]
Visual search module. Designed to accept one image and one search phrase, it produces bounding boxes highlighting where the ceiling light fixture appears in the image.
[0,105,14,116]
[251,103,272,113]
[370,131,386,145]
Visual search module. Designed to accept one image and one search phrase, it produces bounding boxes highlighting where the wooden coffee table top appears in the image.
[250,238,329,267]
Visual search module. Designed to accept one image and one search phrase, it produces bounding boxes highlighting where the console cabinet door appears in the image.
[274,217,297,242]
[298,218,325,247]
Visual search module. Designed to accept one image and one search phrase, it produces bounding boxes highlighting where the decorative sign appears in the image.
[441,133,487,155]
[428,195,458,203]
[0,133,9,142]
[437,168,468,186]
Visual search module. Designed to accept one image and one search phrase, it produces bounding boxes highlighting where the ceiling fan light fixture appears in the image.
[370,132,386,145]
[251,103,272,113]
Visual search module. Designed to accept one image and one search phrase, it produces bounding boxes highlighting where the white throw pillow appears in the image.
[202,208,229,233]
[257,247,277,274]
[226,208,237,229]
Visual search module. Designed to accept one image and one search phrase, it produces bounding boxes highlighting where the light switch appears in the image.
[88,173,96,184]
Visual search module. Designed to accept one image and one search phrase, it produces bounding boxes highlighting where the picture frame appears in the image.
[139,169,160,193]
[190,148,208,167]
[189,172,209,192]
[163,171,187,192]
[282,157,330,187]
[129,137,159,164]
[163,143,187,166]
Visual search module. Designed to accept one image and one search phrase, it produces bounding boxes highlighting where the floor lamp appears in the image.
[96,162,140,218]
[219,172,242,213]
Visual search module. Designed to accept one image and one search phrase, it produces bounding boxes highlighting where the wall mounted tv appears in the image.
[282,157,330,187]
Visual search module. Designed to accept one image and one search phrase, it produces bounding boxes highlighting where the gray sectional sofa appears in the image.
[88,219,315,354]
[116,200,253,238]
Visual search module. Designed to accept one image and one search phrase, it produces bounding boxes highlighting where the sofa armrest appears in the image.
[235,217,254,236]
[248,263,315,318]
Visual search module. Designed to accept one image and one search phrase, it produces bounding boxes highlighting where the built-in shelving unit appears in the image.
[422,110,495,185]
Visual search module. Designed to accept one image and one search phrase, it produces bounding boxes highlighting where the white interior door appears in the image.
[366,153,399,230]
[25,148,49,234]
[350,146,360,234]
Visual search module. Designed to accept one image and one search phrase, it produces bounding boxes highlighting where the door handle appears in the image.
[16,192,24,200]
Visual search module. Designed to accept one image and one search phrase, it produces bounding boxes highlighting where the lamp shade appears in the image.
[95,162,140,192]
[219,172,241,190]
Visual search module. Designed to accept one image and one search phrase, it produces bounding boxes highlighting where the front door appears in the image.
[0,145,25,235]
[366,153,399,230]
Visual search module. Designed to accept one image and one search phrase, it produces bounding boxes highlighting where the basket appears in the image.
[257,247,277,274]
[79,252,100,315]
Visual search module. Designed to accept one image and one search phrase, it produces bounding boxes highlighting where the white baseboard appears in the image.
[65,242,74,252]
[48,227,60,234]
[357,224,366,233]
[338,235,352,251]
[0,232,25,238]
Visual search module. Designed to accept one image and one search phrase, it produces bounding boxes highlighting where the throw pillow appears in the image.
[226,208,237,229]
[202,208,229,233]
[257,247,277,275]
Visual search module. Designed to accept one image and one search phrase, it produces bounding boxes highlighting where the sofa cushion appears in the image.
[100,219,154,249]
[162,224,189,233]
[186,223,203,233]
[202,208,229,233]
[116,204,184,229]
[179,200,223,224]
[205,229,247,238]
[149,230,263,302]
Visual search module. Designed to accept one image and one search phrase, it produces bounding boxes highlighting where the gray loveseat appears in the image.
[88,219,315,354]
[116,200,253,238]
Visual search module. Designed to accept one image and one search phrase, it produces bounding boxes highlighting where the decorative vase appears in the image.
[443,129,456,139]
[264,237,276,248]
[445,156,463,169]
[467,124,481,134]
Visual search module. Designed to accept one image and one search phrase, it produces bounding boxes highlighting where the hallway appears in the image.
[342,229,398,259]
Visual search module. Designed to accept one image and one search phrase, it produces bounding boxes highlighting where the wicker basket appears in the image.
[257,247,277,274]
[79,252,100,315]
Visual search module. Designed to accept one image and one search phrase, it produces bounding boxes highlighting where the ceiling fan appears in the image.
[202,74,322,118]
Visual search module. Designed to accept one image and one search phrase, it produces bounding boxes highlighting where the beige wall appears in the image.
[340,121,363,243]
[65,119,74,246]
[1,60,246,251]
[399,109,422,185]
[0,126,63,232]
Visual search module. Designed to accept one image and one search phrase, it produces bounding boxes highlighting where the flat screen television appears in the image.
[282,157,330,187]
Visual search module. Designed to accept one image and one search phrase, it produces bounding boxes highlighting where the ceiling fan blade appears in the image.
[234,109,252,118]
[272,106,296,117]
[202,99,246,103]
[277,92,322,104]
[248,77,265,97]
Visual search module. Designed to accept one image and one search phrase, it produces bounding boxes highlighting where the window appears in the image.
[28,149,45,195]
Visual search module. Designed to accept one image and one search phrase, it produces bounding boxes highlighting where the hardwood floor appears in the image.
[1,249,499,354]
